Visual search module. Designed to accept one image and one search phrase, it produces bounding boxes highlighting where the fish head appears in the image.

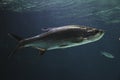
[76,26,105,43]
[85,28,104,41]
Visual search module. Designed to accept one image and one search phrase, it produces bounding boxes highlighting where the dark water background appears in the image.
[0,0,120,80]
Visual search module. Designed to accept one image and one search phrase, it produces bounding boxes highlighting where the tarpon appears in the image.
[8,25,104,57]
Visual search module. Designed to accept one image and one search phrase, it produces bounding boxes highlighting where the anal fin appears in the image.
[32,47,46,56]
[39,48,46,55]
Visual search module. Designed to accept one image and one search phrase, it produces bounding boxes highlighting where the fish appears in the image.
[101,51,115,59]
[8,25,104,57]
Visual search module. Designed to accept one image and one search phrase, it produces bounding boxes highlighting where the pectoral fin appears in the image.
[59,44,68,47]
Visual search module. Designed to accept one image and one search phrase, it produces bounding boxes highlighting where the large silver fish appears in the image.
[8,25,104,56]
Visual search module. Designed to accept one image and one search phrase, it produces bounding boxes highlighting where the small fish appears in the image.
[8,25,104,57]
[101,51,115,59]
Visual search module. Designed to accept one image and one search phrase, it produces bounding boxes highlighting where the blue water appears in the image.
[1,0,120,80]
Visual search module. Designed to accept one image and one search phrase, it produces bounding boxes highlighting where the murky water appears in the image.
[1,0,120,80]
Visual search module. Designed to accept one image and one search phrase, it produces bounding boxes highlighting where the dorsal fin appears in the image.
[41,27,52,32]
[8,33,23,41]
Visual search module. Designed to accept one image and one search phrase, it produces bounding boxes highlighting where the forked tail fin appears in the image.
[8,33,24,58]
[8,44,21,58]
[8,33,23,41]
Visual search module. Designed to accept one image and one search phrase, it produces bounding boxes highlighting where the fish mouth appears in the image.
[94,29,104,40]
[98,29,105,37]
[99,29,105,34]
